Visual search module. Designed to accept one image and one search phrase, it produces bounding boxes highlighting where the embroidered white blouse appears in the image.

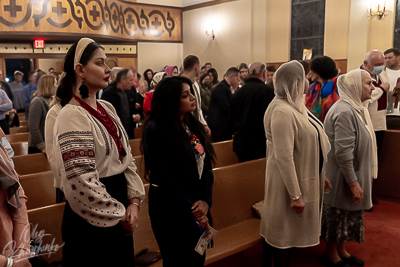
[52,100,145,227]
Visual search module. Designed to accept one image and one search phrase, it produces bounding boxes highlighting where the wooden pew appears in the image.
[27,203,65,264]
[10,126,29,134]
[5,132,29,143]
[213,140,239,168]
[11,141,28,156]
[137,158,266,266]
[130,139,142,157]
[373,130,400,200]
[21,171,56,210]
[20,120,28,126]
[13,153,51,175]
[134,127,143,139]
[133,155,147,183]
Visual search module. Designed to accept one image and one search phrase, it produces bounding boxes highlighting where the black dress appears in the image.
[62,173,135,267]
[143,122,214,267]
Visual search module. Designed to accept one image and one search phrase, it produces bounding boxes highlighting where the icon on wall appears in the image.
[303,49,313,60]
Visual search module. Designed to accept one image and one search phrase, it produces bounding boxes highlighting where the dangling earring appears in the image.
[79,80,89,99]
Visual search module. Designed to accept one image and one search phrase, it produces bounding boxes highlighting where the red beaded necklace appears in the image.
[73,95,126,161]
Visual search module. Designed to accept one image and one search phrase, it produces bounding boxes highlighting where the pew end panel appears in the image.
[9,126,29,134]
[213,140,239,168]
[27,203,65,264]
[5,132,29,143]
[373,130,400,200]
[13,153,51,175]
[129,139,142,157]
[11,141,28,156]
[20,171,56,210]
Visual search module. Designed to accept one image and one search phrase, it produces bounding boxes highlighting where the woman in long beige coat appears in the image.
[260,61,331,267]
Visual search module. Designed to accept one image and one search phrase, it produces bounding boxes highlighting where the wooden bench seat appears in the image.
[21,171,56,210]
[11,141,28,156]
[212,140,239,168]
[5,132,29,143]
[13,153,51,175]
[130,139,142,157]
[9,126,28,134]
[27,203,65,264]
[20,120,28,126]
[373,130,400,200]
[139,158,266,266]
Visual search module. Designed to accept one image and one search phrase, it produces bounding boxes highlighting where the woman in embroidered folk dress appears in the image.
[50,38,145,267]
[142,76,216,267]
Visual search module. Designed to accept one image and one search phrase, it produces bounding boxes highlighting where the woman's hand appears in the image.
[120,204,140,236]
[291,196,305,213]
[191,200,209,221]
[348,181,363,204]
[324,177,332,189]
[13,258,32,267]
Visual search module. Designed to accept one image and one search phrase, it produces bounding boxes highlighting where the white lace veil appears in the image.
[273,60,307,115]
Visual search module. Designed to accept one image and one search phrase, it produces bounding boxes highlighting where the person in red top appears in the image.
[143,72,166,118]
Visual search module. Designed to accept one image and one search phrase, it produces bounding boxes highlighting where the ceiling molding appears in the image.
[182,0,240,12]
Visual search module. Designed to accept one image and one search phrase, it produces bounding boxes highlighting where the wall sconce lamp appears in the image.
[369,0,388,20]
[206,30,215,40]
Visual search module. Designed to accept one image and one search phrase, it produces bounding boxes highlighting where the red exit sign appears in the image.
[34,39,45,49]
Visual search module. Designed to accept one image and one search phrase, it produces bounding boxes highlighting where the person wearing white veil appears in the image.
[321,69,376,267]
[260,61,331,267]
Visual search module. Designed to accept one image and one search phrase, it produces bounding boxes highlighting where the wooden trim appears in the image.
[182,0,240,12]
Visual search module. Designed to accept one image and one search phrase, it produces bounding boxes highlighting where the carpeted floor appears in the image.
[208,200,400,267]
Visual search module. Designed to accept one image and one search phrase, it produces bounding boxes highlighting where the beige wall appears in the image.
[137,42,183,74]
[38,59,62,73]
[324,0,351,60]
[265,0,291,63]
[183,0,255,76]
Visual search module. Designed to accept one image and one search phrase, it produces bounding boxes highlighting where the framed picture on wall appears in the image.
[303,49,312,60]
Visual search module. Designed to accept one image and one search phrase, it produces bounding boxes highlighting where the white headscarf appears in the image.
[273,60,307,115]
[151,72,166,88]
[337,69,378,179]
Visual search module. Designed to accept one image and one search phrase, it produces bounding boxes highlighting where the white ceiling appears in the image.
[182,0,215,7]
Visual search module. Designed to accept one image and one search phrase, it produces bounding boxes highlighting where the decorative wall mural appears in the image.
[0,0,182,42]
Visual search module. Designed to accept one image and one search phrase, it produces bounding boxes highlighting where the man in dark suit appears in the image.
[228,62,275,162]
[207,67,240,142]
[101,68,140,139]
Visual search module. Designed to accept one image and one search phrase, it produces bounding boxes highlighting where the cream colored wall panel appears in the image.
[136,0,182,7]
[0,43,33,53]
[265,0,291,63]
[183,0,252,76]
[250,0,267,63]
[324,0,351,59]
[368,0,396,52]
[137,42,183,73]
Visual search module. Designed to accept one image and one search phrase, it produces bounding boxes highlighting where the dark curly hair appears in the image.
[310,56,338,80]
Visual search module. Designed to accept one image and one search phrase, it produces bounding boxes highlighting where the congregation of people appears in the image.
[1,36,400,267]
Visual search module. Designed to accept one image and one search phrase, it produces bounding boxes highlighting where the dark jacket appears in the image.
[207,79,232,142]
[101,82,139,139]
[228,78,275,161]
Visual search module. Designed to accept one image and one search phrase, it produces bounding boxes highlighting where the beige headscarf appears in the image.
[337,69,378,179]
[150,72,167,89]
[273,60,308,116]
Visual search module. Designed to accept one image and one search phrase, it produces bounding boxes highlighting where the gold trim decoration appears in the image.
[0,0,182,42]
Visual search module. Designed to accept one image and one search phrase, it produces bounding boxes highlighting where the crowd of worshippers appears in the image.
[0,37,399,267]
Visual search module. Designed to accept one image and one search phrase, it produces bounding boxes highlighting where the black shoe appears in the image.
[372,198,379,204]
[321,254,352,267]
[341,255,364,266]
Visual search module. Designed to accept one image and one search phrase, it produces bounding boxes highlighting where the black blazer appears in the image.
[143,121,213,209]
[228,78,275,159]
[101,82,139,139]
[207,79,232,134]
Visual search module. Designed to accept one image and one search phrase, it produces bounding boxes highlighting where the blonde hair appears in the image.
[50,72,66,108]
[35,75,55,98]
